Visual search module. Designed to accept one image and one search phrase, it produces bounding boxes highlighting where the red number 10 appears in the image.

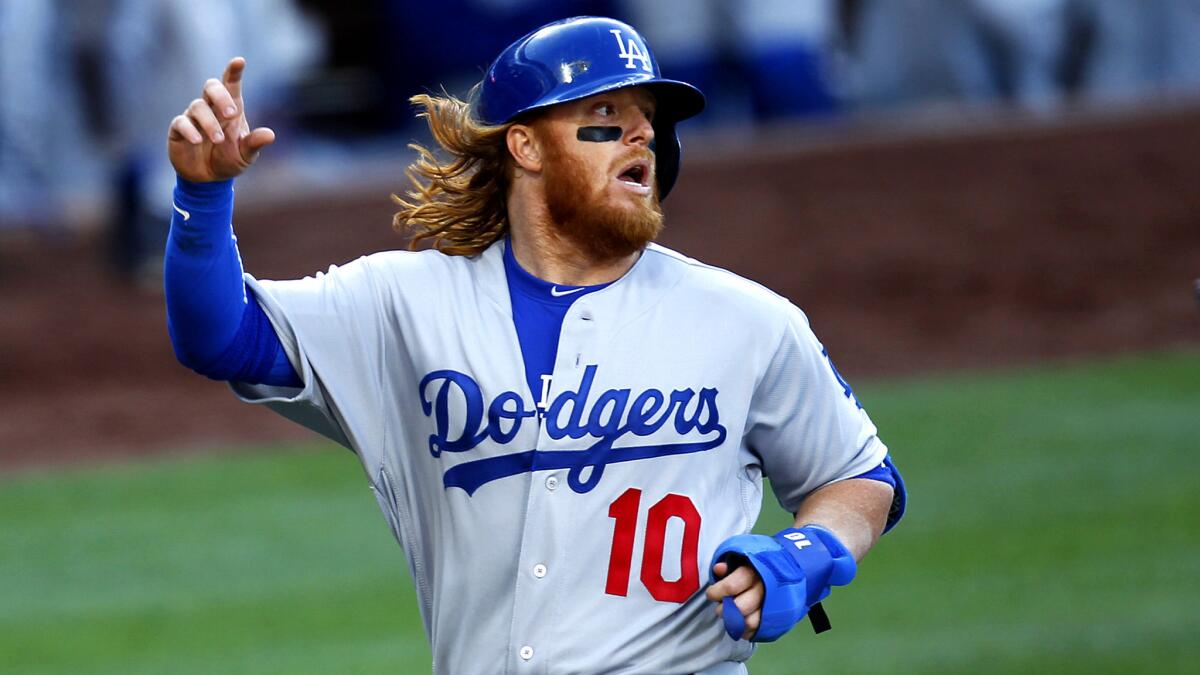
[605,488,701,603]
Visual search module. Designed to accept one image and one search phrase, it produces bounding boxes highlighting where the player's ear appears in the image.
[506,124,543,174]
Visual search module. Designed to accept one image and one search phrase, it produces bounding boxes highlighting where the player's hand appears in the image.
[706,561,765,641]
[167,57,276,183]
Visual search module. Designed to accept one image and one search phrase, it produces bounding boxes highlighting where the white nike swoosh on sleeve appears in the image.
[172,203,191,221]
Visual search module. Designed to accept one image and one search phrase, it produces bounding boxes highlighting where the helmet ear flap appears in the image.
[476,16,705,201]
[653,120,682,200]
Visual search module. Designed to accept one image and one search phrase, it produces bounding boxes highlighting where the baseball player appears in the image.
[164,16,905,675]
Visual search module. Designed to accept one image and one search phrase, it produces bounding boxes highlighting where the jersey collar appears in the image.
[501,237,611,305]
[475,238,688,326]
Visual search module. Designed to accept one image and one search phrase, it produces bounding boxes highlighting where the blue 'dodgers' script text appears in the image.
[419,365,726,495]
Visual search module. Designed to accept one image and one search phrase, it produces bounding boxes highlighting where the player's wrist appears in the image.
[771,525,856,607]
[175,176,234,209]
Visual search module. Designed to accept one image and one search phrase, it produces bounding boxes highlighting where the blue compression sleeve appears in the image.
[164,177,300,386]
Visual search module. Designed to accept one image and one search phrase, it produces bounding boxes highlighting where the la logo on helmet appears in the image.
[610,29,652,71]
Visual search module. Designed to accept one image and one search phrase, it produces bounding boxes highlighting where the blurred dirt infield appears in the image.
[3,106,1198,467]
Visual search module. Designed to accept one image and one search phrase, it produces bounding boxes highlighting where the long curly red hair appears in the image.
[392,89,515,256]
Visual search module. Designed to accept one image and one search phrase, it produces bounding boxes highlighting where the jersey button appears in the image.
[545,475,558,491]
[519,645,534,661]
[533,563,547,578]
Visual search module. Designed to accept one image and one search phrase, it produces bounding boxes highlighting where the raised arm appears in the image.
[164,58,297,387]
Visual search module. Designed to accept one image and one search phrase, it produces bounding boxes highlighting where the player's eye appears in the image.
[595,102,616,117]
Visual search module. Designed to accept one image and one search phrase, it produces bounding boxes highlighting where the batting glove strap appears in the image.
[709,525,856,642]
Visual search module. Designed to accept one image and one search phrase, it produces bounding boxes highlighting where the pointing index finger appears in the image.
[222,56,246,101]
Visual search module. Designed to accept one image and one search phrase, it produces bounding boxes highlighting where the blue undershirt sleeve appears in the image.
[164,177,300,387]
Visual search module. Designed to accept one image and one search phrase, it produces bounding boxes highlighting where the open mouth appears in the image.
[616,159,652,194]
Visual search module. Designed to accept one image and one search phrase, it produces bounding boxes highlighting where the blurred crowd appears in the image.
[2,0,1198,284]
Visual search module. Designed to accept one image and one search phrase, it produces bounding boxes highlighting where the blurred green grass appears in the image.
[2,350,1197,674]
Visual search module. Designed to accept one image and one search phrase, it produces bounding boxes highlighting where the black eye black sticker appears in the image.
[577,126,622,142]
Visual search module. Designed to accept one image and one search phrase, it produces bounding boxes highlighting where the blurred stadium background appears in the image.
[1,1,1198,673]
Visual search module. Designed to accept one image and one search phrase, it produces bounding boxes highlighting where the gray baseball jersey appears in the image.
[232,239,888,674]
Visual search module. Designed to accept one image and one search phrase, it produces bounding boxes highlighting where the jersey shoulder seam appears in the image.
[644,244,793,305]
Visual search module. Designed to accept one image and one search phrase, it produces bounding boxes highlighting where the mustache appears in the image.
[613,149,655,169]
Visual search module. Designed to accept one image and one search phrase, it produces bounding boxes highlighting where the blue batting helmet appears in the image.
[477,16,706,199]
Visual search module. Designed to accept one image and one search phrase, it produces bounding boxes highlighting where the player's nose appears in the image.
[626,111,654,148]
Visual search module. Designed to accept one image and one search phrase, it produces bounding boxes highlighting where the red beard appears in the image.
[542,137,663,260]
